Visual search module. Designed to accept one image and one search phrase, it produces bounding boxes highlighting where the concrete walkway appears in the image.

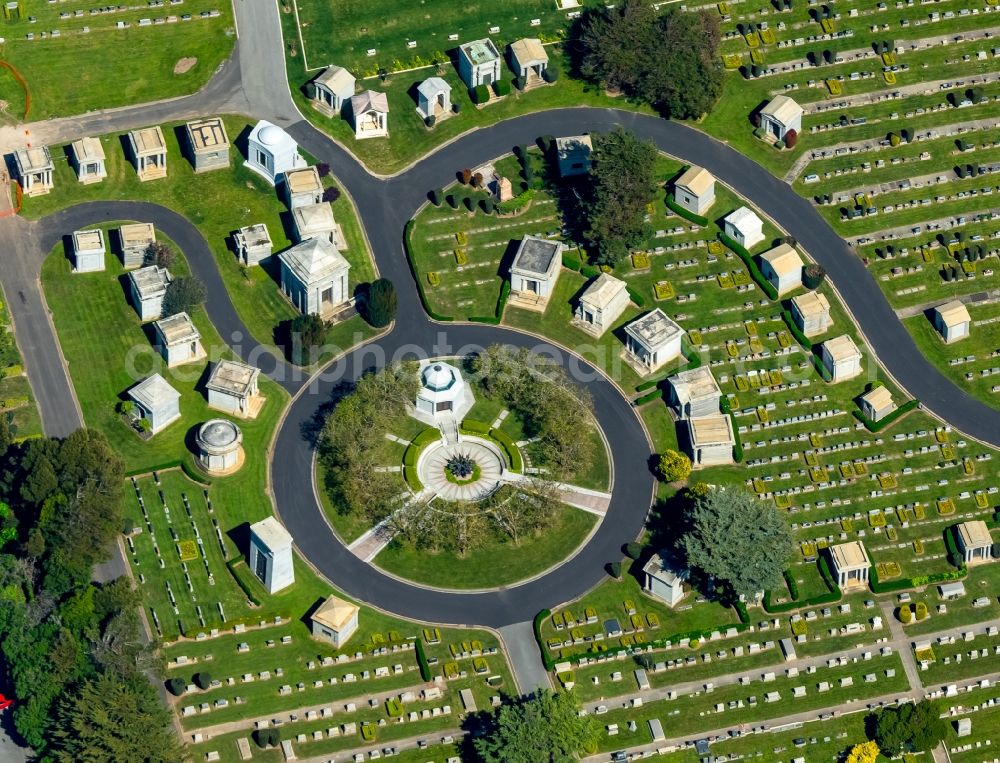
[497,621,552,695]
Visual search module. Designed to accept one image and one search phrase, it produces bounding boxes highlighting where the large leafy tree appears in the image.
[583,129,659,266]
[573,0,723,118]
[161,275,207,318]
[48,672,183,763]
[474,689,597,762]
[871,701,947,756]
[680,488,793,599]
[362,278,398,328]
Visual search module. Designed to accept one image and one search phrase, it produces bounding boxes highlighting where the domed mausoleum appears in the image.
[412,361,474,425]
[195,419,245,475]
[244,120,306,186]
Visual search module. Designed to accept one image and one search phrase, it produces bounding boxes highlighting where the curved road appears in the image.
[19,108,1000,629]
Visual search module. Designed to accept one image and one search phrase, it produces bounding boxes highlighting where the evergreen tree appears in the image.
[474,690,597,762]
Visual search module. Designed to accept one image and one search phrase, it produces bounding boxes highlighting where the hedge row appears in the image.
[681,337,703,370]
[415,638,432,681]
[626,285,647,309]
[469,280,511,324]
[762,558,842,613]
[719,396,744,462]
[811,352,833,382]
[868,563,966,594]
[780,309,813,350]
[403,220,454,322]
[852,399,919,432]
[490,428,523,472]
[403,466,422,492]
[460,419,491,435]
[562,253,583,271]
[665,194,710,226]
[226,559,262,606]
[533,609,555,670]
[125,459,183,478]
[718,233,779,301]
[634,389,663,406]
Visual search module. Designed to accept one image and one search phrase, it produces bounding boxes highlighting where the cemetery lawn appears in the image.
[904,304,1000,410]
[0,283,43,441]
[373,503,598,590]
[0,0,234,120]
[40,223,287,475]
[20,117,379,367]
[280,1,652,177]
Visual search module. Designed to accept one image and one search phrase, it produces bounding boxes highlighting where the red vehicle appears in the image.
[0,693,13,712]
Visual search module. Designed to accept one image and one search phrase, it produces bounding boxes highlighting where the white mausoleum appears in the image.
[14,146,54,196]
[416,78,452,121]
[71,137,106,184]
[278,238,351,317]
[196,419,244,475]
[686,414,736,466]
[643,551,690,607]
[71,229,106,273]
[956,520,994,565]
[206,359,263,418]
[673,166,716,217]
[154,312,204,368]
[128,126,167,182]
[759,243,804,296]
[623,309,683,374]
[245,120,305,186]
[859,386,895,422]
[555,135,592,177]
[127,373,181,435]
[829,541,871,589]
[351,91,389,140]
[760,95,804,141]
[283,166,323,209]
[311,595,360,648]
[933,300,971,344]
[412,361,474,425]
[233,224,273,266]
[118,222,156,269]
[668,366,721,419]
[313,65,356,115]
[723,206,765,251]
[248,517,294,594]
[790,291,832,337]
[457,38,502,89]
[509,235,563,307]
[128,265,172,321]
[573,273,629,337]
[820,335,862,382]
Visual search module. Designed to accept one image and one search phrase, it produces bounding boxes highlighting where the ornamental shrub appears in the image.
[424,115,436,128]
[471,84,490,104]
[898,604,912,624]
[623,542,643,560]
[493,79,511,97]
[542,65,558,83]
[193,672,213,690]
[607,561,622,579]
[165,677,186,696]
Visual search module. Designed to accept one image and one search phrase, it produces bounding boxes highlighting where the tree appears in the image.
[193,671,213,690]
[845,741,879,763]
[286,313,329,365]
[680,488,794,600]
[574,1,722,118]
[802,263,826,289]
[48,673,183,763]
[872,701,947,756]
[474,690,598,762]
[784,128,798,148]
[623,542,643,560]
[362,278,397,328]
[143,241,174,269]
[657,450,692,482]
[161,275,206,317]
[584,129,658,266]
[165,677,186,696]
[607,560,622,578]
[429,188,443,206]
[322,185,341,203]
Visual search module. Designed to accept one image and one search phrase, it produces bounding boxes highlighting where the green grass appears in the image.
[40,222,287,474]
[373,502,597,590]
[904,303,1000,410]
[291,0,599,74]
[0,283,42,440]
[20,116,378,366]
[0,0,234,120]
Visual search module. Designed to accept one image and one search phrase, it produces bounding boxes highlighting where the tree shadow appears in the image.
[298,381,354,449]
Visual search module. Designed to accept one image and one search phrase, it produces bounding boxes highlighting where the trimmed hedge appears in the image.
[580,264,600,279]
[868,563,966,594]
[227,559,262,606]
[763,559,842,613]
[562,253,583,271]
[719,396,744,462]
[811,352,833,382]
[415,638,432,681]
[403,466,422,492]
[944,525,966,570]
[404,220,454,322]
[634,389,663,406]
[490,428,523,472]
[665,194,710,226]
[533,609,555,670]
[468,280,511,324]
[626,285,647,308]
[460,419,491,434]
[781,309,813,350]
[718,233,779,300]
[852,399,919,432]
